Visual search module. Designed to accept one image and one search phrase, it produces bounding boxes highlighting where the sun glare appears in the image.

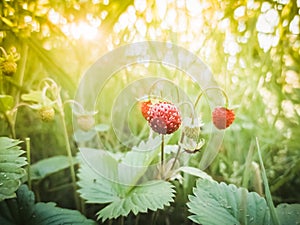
[62,22,99,40]
[48,9,100,40]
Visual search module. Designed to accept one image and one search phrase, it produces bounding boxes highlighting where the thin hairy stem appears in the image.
[25,137,31,190]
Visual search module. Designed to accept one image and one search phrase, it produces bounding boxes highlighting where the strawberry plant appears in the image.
[1,0,300,224]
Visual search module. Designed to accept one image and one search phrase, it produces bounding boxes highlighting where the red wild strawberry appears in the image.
[140,100,152,120]
[212,107,235,129]
[148,102,181,134]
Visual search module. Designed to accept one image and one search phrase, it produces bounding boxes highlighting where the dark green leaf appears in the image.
[96,180,175,222]
[77,139,175,222]
[187,179,271,225]
[0,137,27,201]
[276,204,300,225]
[0,185,96,225]
[30,155,78,181]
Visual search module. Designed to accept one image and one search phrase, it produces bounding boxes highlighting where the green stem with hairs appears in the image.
[59,107,80,211]
[3,112,16,138]
[25,137,31,190]
[194,86,230,109]
[161,134,165,179]
[170,133,185,171]
[51,80,80,211]
[11,42,28,138]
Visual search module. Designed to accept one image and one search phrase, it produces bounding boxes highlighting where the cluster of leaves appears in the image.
[0,185,96,225]
[0,137,94,224]
[75,138,300,224]
[0,137,26,201]
[188,179,300,225]
[77,137,176,222]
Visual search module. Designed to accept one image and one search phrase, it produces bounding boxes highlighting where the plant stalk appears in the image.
[25,137,31,190]
[161,134,165,179]
[170,133,185,170]
[194,86,229,109]
[11,42,29,136]
[4,112,16,138]
[256,137,280,225]
[59,108,80,211]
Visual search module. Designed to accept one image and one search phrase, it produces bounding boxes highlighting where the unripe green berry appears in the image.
[1,60,17,76]
[38,106,55,122]
[77,114,95,131]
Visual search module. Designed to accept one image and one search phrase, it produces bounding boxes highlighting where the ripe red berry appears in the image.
[212,107,235,129]
[148,102,181,134]
[140,100,152,120]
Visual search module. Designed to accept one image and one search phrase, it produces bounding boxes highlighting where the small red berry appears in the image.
[140,100,152,120]
[148,102,181,134]
[212,107,235,129]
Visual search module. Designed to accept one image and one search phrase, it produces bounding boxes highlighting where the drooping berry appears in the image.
[212,107,235,129]
[0,60,17,76]
[38,106,55,122]
[140,100,152,120]
[148,102,181,134]
[183,126,201,140]
[77,114,95,131]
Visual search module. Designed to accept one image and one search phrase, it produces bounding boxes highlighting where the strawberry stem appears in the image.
[170,133,185,170]
[161,134,165,179]
[0,47,8,58]
[148,78,166,97]
[194,86,230,109]
[25,137,32,190]
[64,99,86,114]
[178,101,196,123]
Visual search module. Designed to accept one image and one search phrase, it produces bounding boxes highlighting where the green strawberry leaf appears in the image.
[0,185,96,225]
[77,151,120,204]
[187,179,271,225]
[96,180,175,222]
[78,148,119,183]
[0,137,27,201]
[276,204,300,225]
[30,155,78,181]
[74,129,97,142]
[119,136,161,187]
[178,166,213,180]
[77,137,175,222]
[21,91,53,106]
